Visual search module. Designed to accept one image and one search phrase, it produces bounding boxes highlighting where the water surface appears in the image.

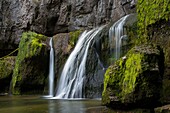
[0,96,103,113]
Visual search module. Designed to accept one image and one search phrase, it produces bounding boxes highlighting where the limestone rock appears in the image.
[0,0,136,50]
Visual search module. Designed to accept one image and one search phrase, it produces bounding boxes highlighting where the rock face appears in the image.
[102,44,164,108]
[0,0,136,50]
[11,32,49,95]
[85,33,106,98]
[0,56,15,94]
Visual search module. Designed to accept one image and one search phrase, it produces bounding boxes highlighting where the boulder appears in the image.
[11,32,49,95]
[102,44,164,108]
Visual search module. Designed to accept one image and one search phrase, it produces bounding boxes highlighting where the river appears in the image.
[0,96,105,113]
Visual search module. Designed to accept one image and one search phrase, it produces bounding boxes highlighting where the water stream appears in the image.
[48,14,136,99]
[109,14,136,60]
[48,37,55,97]
[54,26,105,99]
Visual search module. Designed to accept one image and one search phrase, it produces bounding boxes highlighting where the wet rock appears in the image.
[85,46,105,98]
[102,44,164,108]
[53,30,82,83]
[11,32,49,95]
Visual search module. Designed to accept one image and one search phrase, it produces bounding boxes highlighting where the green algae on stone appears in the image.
[0,56,16,93]
[12,32,49,95]
[69,30,82,46]
[102,44,163,108]
[137,0,170,43]
[0,57,16,79]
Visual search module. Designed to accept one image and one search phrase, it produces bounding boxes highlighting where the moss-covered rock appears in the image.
[137,0,170,43]
[137,0,170,104]
[0,56,15,94]
[69,30,82,47]
[12,32,49,95]
[102,44,164,108]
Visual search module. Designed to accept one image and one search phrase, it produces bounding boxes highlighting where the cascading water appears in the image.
[54,26,105,99]
[50,14,136,99]
[48,37,55,97]
[109,14,136,60]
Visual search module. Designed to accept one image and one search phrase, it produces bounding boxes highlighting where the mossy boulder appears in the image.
[12,32,49,95]
[102,44,164,108]
[0,56,15,94]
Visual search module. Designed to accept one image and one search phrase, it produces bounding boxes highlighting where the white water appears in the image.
[48,37,55,97]
[54,26,105,99]
[109,14,136,60]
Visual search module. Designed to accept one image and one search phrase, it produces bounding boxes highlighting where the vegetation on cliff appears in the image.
[12,32,49,95]
[137,0,170,42]
[0,57,15,93]
[69,30,82,47]
[0,57,15,79]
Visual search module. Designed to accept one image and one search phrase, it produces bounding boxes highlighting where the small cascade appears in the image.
[109,14,136,60]
[54,26,105,99]
[48,37,55,97]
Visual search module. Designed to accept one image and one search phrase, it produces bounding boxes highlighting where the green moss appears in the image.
[102,45,162,106]
[126,22,139,45]
[69,30,82,46]
[122,53,142,99]
[0,57,16,79]
[12,31,47,95]
[102,59,125,104]
[103,53,143,103]
[137,0,170,43]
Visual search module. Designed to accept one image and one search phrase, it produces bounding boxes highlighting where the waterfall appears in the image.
[54,26,105,99]
[48,37,55,97]
[109,14,136,60]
